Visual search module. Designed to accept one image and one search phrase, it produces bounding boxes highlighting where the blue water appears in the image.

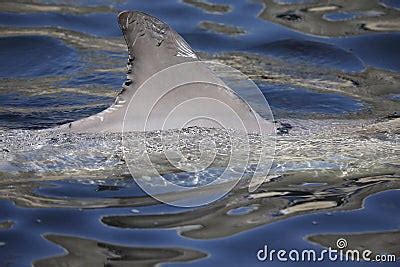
[380,0,400,10]
[0,0,399,266]
[1,184,399,266]
[0,35,80,78]
[252,39,365,72]
[260,84,364,115]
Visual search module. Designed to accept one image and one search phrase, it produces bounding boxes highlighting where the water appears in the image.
[0,0,399,266]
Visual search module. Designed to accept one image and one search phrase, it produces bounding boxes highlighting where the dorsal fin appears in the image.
[117,11,199,95]
[56,10,273,138]
[118,11,198,60]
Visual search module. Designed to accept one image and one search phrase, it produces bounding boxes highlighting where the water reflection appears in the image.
[34,234,207,267]
[258,0,400,36]
[0,0,399,266]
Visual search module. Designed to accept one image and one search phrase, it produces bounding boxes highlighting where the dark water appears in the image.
[0,0,399,266]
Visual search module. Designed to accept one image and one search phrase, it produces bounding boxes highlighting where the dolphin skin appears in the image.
[56,11,273,134]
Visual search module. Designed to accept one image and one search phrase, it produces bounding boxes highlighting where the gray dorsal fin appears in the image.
[116,11,199,100]
[57,10,272,136]
[118,11,198,61]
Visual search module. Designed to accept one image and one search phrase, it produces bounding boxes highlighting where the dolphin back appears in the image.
[55,11,272,134]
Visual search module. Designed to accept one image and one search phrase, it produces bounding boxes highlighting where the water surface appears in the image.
[0,0,399,266]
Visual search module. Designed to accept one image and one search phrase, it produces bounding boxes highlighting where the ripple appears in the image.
[0,2,398,266]
[0,1,115,14]
[258,0,400,37]
[0,12,119,37]
[255,39,365,72]
[388,94,400,101]
[182,0,232,14]
[34,179,147,199]
[323,10,384,21]
[273,0,315,4]
[227,205,259,215]
[380,0,400,10]
[260,83,364,116]
[0,35,80,78]
[0,92,113,129]
[199,21,246,36]
[34,234,206,266]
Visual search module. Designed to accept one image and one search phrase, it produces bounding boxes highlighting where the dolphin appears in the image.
[56,10,273,134]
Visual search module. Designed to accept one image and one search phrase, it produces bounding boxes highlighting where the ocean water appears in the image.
[0,0,399,266]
